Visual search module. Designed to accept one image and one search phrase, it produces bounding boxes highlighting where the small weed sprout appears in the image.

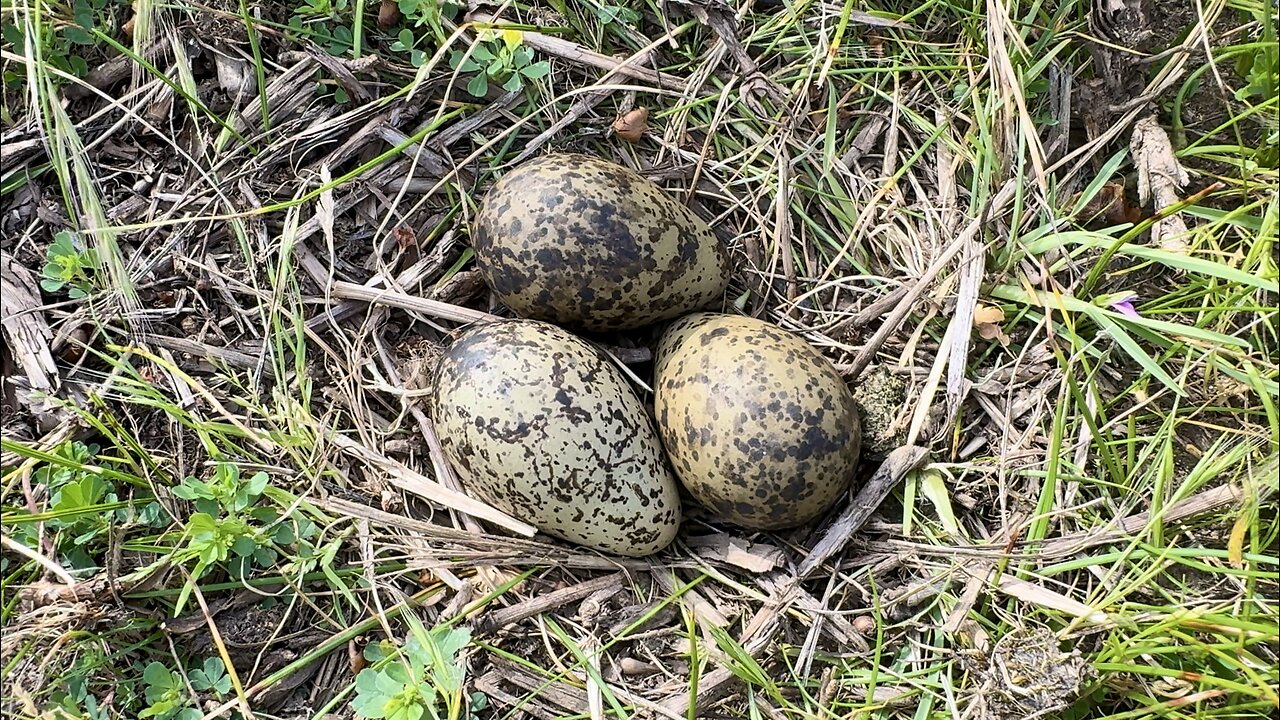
[390,28,428,68]
[139,661,199,720]
[171,464,295,613]
[1233,6,1278,104]
[172,463,269,515]
[41,230,101,299]
[188,657,232,697]
[449,29,551,98]
[394,0,463,50]
[288,0,359,56]
[353,625,486,720]
[1,0,113,81]
[138,659,231,720]
[48,675,110,720]
[3,440,164,576]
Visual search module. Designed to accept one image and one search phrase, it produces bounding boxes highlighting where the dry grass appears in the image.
[1,0,1276,718]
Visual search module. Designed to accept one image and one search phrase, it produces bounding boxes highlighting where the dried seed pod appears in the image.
[378,0,402,28]
[612,107,649,143]
[58,325,91,362]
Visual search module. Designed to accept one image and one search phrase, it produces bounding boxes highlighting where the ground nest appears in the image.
[1,0,1276,719]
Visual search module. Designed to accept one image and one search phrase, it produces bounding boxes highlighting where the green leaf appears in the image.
[392,703,425,720]
[171,484,199,500]
[521,61,550,80]
[501,74,523,92]
[49,233,74,255]
[143,662,173,689]
[918,468,960,534]
[273,523,295,544]
[381,662,412,690]
[466,73,488,98]
[186,512,219,535]
[353,669,391,719]
[73,5,94,30]
[353,695,388,719]
[252,546,276,566]
[55,476,109,512]
[1091,311,1184,394]
[245,471,269,497]
[231,535,257,557]
[195,658,232,696]
[189,669,210,691]
[471,44,494,62]
[1027,232,1277,291]
[596,5,640,25]
[397,29,414,47]
[2,22,23,46]
[64,27,94,45]
[989,284,1249,349]
[364,640,395,663]
[201,657,220,675]
[434,626,471,660]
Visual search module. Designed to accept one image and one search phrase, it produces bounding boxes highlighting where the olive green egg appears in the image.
[430,319,682,557]
[652,313,863,530]
[471,153,732,332]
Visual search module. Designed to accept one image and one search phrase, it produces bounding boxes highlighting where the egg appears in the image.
[430,319,682,556]
[653,313,862,530]
[471,153,732,332]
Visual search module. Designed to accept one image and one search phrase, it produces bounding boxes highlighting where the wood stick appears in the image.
[328,433,536,536]
[474,572,626,634]
[329,280,498,324]
[797,445,929,578]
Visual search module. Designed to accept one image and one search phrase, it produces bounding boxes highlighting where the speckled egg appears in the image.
[653,313,862,530]
[471,153,732,332]
[430,319,682,556]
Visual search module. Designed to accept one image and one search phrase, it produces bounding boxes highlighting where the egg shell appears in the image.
[653,312,862,530]
[471,153,732,331]
[430,319,682,557]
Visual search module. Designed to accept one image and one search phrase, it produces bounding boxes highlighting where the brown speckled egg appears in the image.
[471,153,731,332]
[430,319,682,556]
[653,313,862,530]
